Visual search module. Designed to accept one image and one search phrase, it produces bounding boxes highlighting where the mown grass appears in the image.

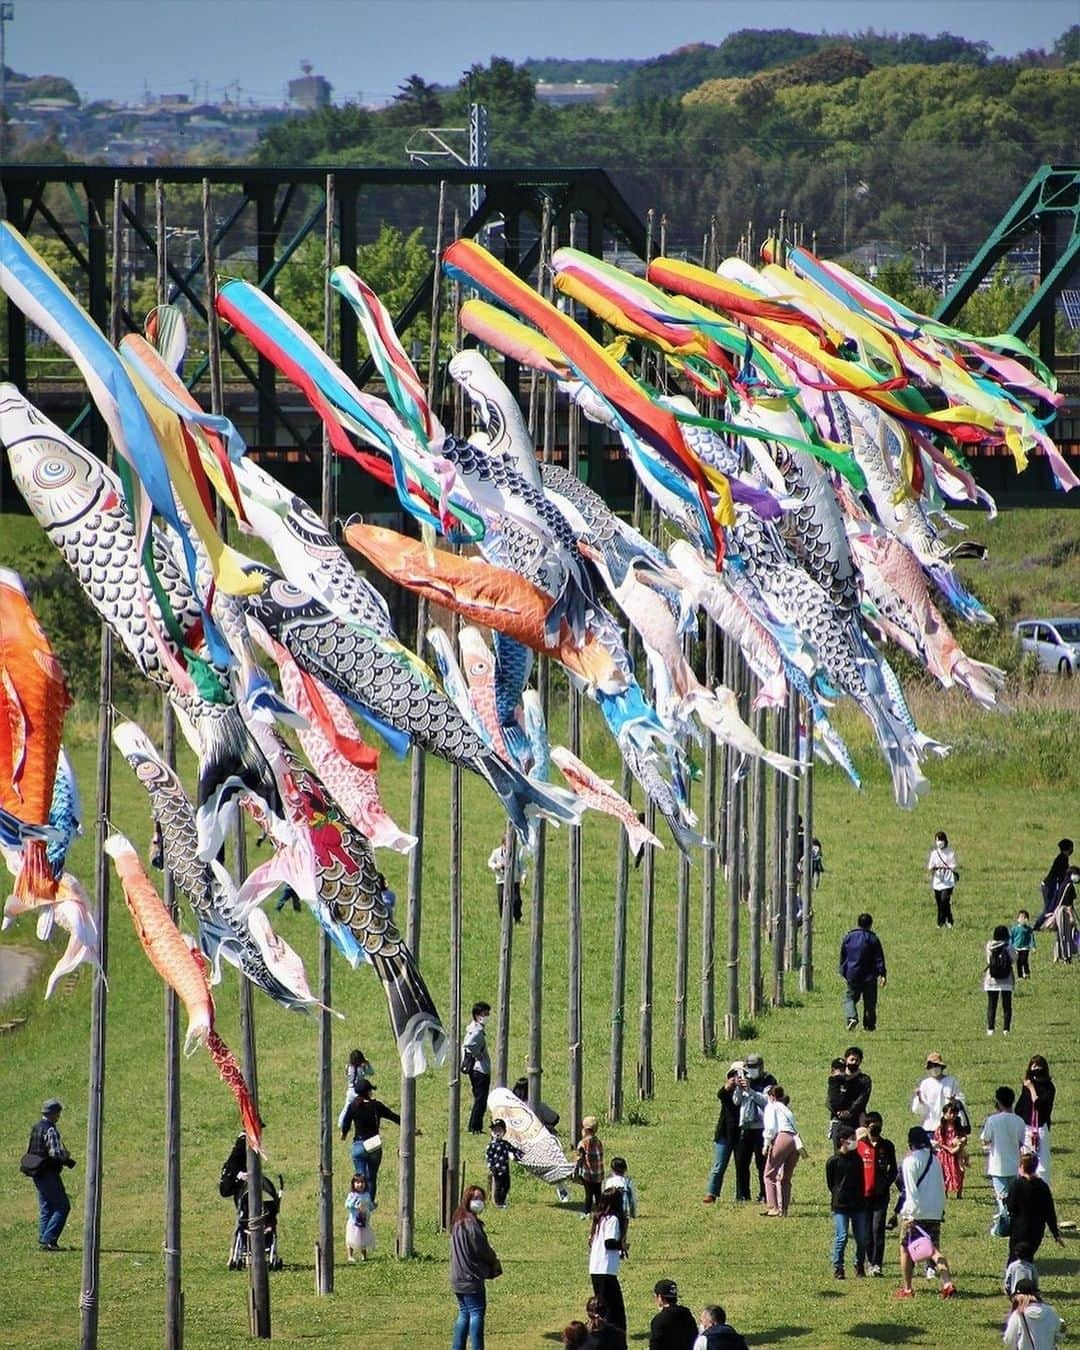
[0,507,1078,1348]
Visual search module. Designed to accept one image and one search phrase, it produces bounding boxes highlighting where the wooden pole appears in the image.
[700,620,718,1055]
[527,203,554,1124]
[156,179,185,1350]
[724,639,742,1042]
[784,687,800,973]
[79,181,118,1350]
[314,172,336,1297]
[494,820,516,1089]
[799,701,815,993]
[444,212,464,1227]
[674,630,691,1079]
[747,697,765,1017]
[204,178,271,1337]
[770,708,786,1009]
[398,179,446,1258]
[565,211,583,1142]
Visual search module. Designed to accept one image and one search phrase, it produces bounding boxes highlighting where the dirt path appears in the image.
[0,946,39,1006]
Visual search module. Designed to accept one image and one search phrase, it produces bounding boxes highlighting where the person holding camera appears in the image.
[22,1098,76,1251]
[732,1054,777,1204]
[703,1064,742,1204]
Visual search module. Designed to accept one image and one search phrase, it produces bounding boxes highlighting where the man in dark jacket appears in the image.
[839,913,887,1032]
[649,1279,698,1350]
[695,1306,749,1349]
[24,1098,75,1251]
[703,1064,741,1203]
[827,1047,873,1141]
[826,1125,869,1278]
[1006,1151,1064,1262]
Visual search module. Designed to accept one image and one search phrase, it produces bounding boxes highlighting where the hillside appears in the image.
[0,506,1078,1347]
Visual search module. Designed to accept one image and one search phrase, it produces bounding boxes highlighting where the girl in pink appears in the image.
[933,1100,969,1199]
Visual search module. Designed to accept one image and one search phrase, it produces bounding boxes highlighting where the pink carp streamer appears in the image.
[105,834,261,1151]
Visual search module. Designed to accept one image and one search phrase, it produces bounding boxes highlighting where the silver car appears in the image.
[1014,618,1080,674]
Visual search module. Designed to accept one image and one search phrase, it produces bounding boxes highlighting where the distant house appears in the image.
[534,81,616,107]
[288,71,332,111]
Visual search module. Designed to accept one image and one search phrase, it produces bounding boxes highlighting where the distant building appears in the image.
[288,64,332,111]
[535,81,616,107]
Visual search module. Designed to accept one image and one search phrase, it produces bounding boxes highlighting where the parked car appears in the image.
[1014,618,1080,674]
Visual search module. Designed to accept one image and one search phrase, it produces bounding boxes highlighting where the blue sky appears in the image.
[9,0,1077,107]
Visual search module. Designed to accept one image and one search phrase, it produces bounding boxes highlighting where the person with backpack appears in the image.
[985,925,1016,1036]
[462,1001,492,1136]
[21,1098,75,1251]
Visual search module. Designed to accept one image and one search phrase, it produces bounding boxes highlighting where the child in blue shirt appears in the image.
[1011,910,1036,980]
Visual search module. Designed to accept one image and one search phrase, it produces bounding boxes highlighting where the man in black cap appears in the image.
[650,1278,698,1349]
[23,1098,75,1251]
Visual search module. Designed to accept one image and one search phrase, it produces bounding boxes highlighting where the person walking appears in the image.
[449,1184,501,1350]
[1011,911,1037,979]
[1006,1153,1064,1264]
[488,840,524,923]
[462,1001,492,1136]
[1016,1055,1056,1181]
[576,1116,605,1217]
[486,1118,523,1209]
[839,913,887,1032]
[339,1080,405,1207]
[857,1112,897,1277]
[826,1125,869,1279]
[343,1171,375,1262]
[927,831,959,927]
[762,1084,802,1218]
[732,1054,777,1204]
[588,1191,627,1333]
[1038,838,1074,925]
[985,925,1016,1036]
[649,1279,698,1350]
[1051,873,1077,964]
[910,1052,965,1134]
[981,1087,1028,1227]
[1002,1281,1066,1350]
[934,1100,970,1200]
[894,1127,956,1300]
[827,1046,872,1142]
[21,1098,75,1251]
[703,1064,741,1204]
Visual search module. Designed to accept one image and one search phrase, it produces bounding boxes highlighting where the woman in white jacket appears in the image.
[761,1084,802,1217]
[1002,1282,1065,1348]
[927,832,959,928]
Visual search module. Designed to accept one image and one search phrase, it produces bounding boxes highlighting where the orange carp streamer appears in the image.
[105,834,261,1151]
[0,569,71,903]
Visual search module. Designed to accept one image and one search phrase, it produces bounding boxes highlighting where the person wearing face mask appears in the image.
[927,831,959,928]
[827,1047,873,1142]
[911,1053,966,1134]
[1016,1056,1056,1181]
[732,1054,777,1204]
[839,913,887,1032]
[856,1112,898,1277]
[895,1127,956,1300]
[449,1184,502,1350]
[826,1126,870,1279]
[462,1002,492,1136]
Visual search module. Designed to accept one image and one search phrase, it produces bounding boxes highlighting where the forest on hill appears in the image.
[253,25,1079,258]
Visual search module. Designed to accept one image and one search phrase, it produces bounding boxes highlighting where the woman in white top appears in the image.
[984,925,1016,1035]
[587,1190,626,1333]
[761,1084,802,1217]
[927,832,959,928]
[1002,1286,1065,1349]
[911,1053,965,1133]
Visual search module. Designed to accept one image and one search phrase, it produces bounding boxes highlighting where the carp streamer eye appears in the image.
[36,456,76,486]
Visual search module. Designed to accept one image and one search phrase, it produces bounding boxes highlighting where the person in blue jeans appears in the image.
[826,1125,870,1278]
[24,1098,75,1251]
[839,913,887,1032]
[703,1064,741,1204]
[450,1184,501,1350]
[340,1081,405,1208]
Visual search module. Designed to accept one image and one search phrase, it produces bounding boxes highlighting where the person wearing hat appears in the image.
[650,1278,698,1350]
[340,1079,411,1208]
[576,1115,605,1217]
[23,1098,75,1251]
[732,1054,777,1204]
[911,1053,965,1134]
[702,1063,742,1204]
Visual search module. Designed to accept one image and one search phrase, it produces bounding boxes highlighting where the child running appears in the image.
[344,1172,375,1263]
[486,1118,523,1209]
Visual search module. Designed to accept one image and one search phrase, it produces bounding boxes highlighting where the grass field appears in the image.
[1,507,1079,1348]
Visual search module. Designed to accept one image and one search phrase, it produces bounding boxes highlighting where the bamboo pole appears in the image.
[784,687,800,973]
[398,179,447,1259]
[799,701,815,993]
[565,210,583,1142]
[444,212,464,1226]
[79,181,118,1350]
[673,630,691,1079]
[527,203,554,1124]
[770,706,786,1008]
[204,178,271,1337]
[314,172,336,1296]
[699,619,717,1056]
[494,820,516,1089]
[747,698,765,1016]
[156,179,185,1350]
[724,637,742,1042]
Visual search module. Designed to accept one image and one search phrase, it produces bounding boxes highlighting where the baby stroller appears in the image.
[220,1134,284,1271]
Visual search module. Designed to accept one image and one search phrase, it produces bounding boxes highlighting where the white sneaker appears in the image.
[925,1266,937,1279]
[556,1187,570,1203]
[986,1029,994,1036]
[869,1265,883,1277]
[1002,1030,1010,1037]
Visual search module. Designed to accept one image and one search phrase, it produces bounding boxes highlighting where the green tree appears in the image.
[456,57,536,119]
[385,75,443,127]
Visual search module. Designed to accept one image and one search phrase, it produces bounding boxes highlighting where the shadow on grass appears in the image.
[746,1327,813,1345]
[1039,1256,1079,1276]
[845,1325,927,1343]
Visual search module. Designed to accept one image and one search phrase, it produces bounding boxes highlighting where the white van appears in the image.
[1014,619,1080,674]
